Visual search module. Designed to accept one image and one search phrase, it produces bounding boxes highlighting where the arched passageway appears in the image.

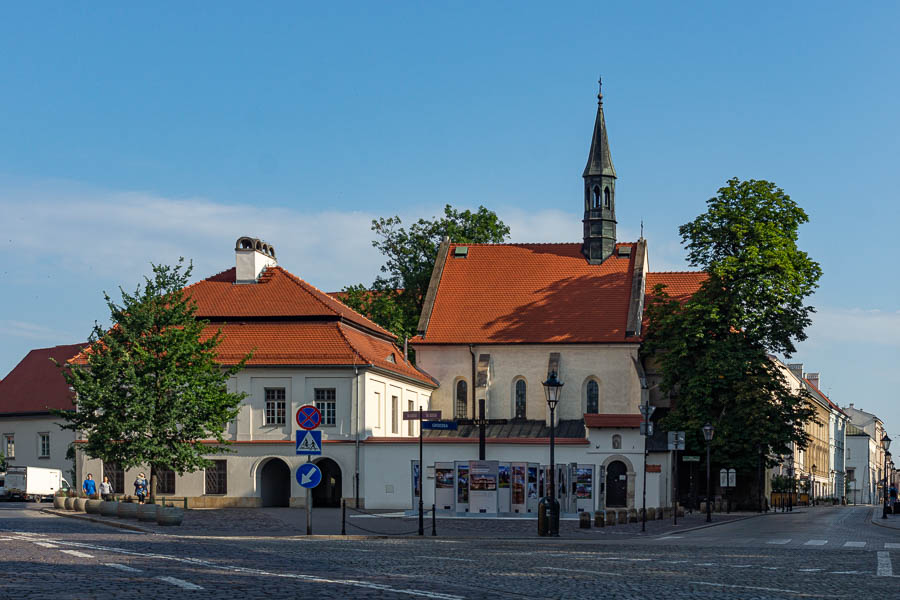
[312,458,342,508]
[260,458,291,507]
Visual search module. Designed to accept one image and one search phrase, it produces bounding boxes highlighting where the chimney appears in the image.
[806,372,820,390]
[787,363,803,380]
[234,236,277,283]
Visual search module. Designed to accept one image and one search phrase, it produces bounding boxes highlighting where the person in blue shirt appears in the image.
[82,473,97,497]
[134,473,148,504]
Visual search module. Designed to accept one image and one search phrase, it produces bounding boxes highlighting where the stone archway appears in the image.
[606,460,628,507]
[312,457,342,508]
[259,458,291,507]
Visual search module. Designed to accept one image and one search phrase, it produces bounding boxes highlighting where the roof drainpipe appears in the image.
[354,365,360,508]
[469,344,476,420]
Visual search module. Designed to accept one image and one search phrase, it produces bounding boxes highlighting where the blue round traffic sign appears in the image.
[296,405,321,430]
[297,463,322,489]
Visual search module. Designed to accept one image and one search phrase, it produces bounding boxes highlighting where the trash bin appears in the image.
[537,496,560,536]
[537,498,549,536]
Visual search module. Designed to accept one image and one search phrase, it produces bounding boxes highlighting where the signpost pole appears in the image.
[418,406,424,536]
[674,438,679,526]
[306,455,312,536]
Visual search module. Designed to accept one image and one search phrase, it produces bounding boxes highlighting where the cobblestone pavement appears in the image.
[1,502,898,599]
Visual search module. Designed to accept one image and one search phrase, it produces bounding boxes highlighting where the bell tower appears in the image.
[582,79,617,264]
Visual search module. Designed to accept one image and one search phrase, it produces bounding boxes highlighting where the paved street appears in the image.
[1,502,898,599]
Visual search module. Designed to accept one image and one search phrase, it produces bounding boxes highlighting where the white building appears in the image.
[0,344,83,483]
[842,404,888,504]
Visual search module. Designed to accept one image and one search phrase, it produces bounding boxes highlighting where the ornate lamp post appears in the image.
[702,423,715,523]
[883,433,892,519]
[811,463,817,506]
[543,371,564,536]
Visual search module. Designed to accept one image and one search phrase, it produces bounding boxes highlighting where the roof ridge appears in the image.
[445,241,638,247]
[648,270,705,274]
[335,322,375,366]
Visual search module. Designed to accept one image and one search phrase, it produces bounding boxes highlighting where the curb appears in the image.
[868,507,900,532]
[41,509,155,534]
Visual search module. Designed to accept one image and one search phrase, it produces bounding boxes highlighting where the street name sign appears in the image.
[403,410,442,420]
[682,455,700,462]
[422,420,458,431]
[296,430,322,455]
[296,405,321,430]
[297,463,322,488]
[720,468,737,488]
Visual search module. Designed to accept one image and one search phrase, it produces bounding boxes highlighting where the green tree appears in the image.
[644,178,821,472]
[55,259,248,503]
[0,450,6,472]
[342,204,510,343]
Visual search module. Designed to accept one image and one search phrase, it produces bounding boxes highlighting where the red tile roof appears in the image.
[205,322,435,386]
[0,344,84,414]
[805,379,846,416]
[645,271,707,302]
[584,413,642,428]
[414,242,639,344]
[186,266,393,338]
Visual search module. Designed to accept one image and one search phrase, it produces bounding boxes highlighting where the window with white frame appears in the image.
[315,388,336,426]
[4,434,13,459]
[265,388,286,426]
[38,433,50,458]
[374,391,382,427]
[392,396,399,434]
[408,400,415,436]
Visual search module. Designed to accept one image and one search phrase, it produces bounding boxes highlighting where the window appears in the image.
[157,468,176,495]
[39,433,50,458]
[592,186,601,208]
[205,460,227,495]
[612,434,622,450]
[315,388,336,426]
[265,388,286,426]
[604,186,611,208]
[408,400,415,436]
[514,380,527,419]
[374,391,382,427]
[586,380,599,414]
[4,434,13,459]
[105,462,124,495]
[847,468,855,482]
[392,396,399,434]
[455,380,468,419]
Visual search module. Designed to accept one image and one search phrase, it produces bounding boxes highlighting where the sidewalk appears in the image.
[870,506,900,531]
[44,505,765,539]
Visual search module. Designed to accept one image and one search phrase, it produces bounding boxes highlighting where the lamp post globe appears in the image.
[542,371,564,536]
[702,423,714,522]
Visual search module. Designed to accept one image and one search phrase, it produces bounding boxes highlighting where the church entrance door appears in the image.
[606,460,627,507]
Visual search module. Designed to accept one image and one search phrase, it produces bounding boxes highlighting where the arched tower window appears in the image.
[604,186,611,208]
[586,380,599,414]
[514,379,526,420]
[612,434,622,450]
[592,186,601,208]
[455,380,468,419]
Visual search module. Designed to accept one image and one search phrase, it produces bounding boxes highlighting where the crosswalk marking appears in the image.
[657,536,683,540]
[876,551,893,577]
[60,550,94,558]
[843,541,866,547]
[157,576,204,590]
[767,539,791,544]
[885,543,900,549]
[33,542,58,548]
[804,540,828,546]
[104,563,143,573]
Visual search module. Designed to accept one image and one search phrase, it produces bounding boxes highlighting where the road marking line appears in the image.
[539,567,619,576]
[157,576,203,590]
[885,543,900,549]
[767,539,791,544]
[762,566,780,570]
[657,535,683,540]
[694,562,716,566]
[804,539,828,546]
[104,563,143,573]
[731,565,752,568]
[876,551,893,577]
[797,568,822,572]
[60,550,93,558]
[418,556,475,562]
[843,542,866,548]
[33,542,58,548]
[691,582,803,594]
[830,570,863,574]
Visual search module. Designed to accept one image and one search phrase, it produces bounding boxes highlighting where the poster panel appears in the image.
[575,464,594,512]
[411,461,420,508]
[468,460,499,514]
[526,463,540,513]
[497,463,511,513]
[455,461,469,513]
[434,461,455,511]
[511,463,526,513]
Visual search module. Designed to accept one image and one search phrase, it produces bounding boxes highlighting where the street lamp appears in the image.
[811,464,817,506]
[702,423,715,523]
[883,433,892,519]
[542,371,564,536]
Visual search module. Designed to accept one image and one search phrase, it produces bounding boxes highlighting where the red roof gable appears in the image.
[187,266,393,339]
[0,344,84,414]
[584,413,642,428]
[414,242,639,344]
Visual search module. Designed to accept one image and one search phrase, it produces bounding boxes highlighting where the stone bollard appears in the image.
[715,499,723,512]
[594,511,605,527]
[579,512,591,529]
[617,509,629,525]
[628,509,638,523]
[676,506,685,518]
[647,507,656,520]
[657,507,664,520]
[700,501,706,513]
[605,510,616,526]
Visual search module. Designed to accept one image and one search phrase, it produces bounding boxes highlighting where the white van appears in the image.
[5,466,71,502]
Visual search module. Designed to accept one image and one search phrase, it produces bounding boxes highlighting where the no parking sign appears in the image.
[296,405,321,430]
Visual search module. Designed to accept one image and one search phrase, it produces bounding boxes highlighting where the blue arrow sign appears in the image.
[422,420,458,430]
[296,463,322,489]
[296,430,322,455]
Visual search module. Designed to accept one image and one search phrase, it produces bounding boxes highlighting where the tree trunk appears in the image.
[149,465,157,504]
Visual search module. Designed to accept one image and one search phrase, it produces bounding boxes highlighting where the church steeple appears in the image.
[582,78,617,264]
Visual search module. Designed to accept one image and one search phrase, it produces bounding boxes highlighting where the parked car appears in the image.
[0,472,6,500]
[4,466,71,502]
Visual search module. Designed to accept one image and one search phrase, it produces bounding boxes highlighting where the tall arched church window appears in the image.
[604,186,611,208]
[455,380,468,419]
[586,380,599,414]
[612,434,622,450]
[514,380,526,420]
[593,186,601,208]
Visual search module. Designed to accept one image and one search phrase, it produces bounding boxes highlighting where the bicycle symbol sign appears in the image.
[296,405,321,430]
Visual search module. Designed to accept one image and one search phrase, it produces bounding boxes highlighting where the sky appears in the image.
[1,2,898,434]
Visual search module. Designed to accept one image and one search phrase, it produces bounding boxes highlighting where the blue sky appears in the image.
[1,3,897,432]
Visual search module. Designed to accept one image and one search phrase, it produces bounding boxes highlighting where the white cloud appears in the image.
[806,307,900,347]
[0,320,75,342]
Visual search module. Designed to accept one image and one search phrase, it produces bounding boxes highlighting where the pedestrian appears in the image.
[82,473,97,498]
[99,475,114,501]
[134,472,148,504]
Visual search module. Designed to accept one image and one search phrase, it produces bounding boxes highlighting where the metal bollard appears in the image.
[341,499,346,536]
[431,503,437,537]
[537,498,549,536]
